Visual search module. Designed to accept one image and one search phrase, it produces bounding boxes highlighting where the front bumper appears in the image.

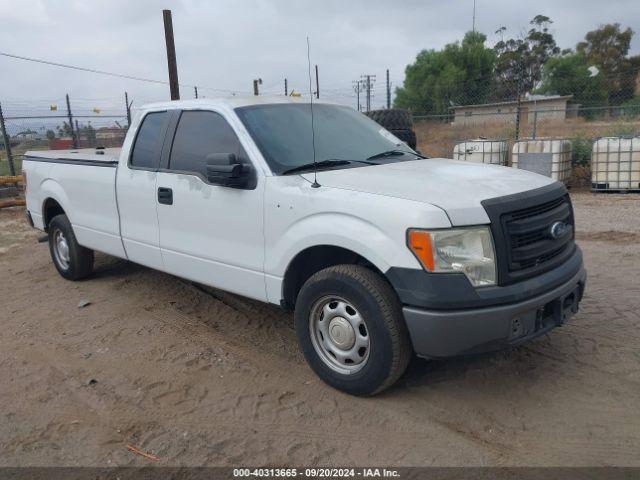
[403,264,586,358]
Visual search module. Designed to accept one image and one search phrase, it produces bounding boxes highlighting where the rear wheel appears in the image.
[48,214,94,280]
[294,265,412,395]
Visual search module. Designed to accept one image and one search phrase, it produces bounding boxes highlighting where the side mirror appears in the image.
[206,153,253,188]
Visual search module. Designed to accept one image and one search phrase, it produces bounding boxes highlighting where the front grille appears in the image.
[482,183,576,285]
[509,196,565,220]
[503,194,574,273]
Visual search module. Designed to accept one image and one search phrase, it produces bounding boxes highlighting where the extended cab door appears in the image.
[116,110,174,270]
[155,109,266,301]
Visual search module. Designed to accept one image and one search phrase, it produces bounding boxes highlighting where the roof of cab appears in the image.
[138,95,341,112]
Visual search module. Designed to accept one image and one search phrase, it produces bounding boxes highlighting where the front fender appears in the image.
[263,177,453,304]
[271,211,402,276]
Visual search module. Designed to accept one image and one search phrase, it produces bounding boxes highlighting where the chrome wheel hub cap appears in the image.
[309,296,370,374]
[53,229,70,270]
[328,317,355,350]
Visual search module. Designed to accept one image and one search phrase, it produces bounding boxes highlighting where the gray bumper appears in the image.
[403,266,587,358]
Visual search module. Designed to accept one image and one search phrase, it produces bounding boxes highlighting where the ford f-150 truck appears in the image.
[23,96,586,395]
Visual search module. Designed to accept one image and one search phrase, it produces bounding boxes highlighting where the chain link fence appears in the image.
[2,84,640,191]
[414,89,640,190]
[0,94,133,178]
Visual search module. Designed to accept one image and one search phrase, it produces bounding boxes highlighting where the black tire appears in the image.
[294,265,412,396]
[389,129,417,149]
[365,109,413,130]
[48,214,94,280]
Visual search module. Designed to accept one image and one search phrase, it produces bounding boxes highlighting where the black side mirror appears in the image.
[206,153,253,188]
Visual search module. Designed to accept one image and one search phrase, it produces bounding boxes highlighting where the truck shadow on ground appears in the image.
[399,352,513,389]
[88,253,548,397]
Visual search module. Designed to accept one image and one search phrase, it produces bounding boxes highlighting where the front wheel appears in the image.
[48,214,94,280]
[294,265,412,395]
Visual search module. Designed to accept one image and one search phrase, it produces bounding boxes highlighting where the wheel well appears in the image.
[42,198,65,230]
[281,245,386,310]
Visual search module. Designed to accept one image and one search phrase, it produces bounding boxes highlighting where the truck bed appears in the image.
[23,147,126,259]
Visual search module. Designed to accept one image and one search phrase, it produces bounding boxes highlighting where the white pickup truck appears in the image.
[23,96,586,395]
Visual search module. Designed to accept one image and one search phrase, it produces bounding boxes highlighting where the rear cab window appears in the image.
[130,111,171,169]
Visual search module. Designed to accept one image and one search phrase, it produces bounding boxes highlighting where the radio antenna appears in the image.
[307,36,320,188]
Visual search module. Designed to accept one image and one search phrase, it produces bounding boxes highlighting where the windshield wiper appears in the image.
[366,149,427,160]
[281,159,378,175]
[281,159,351,175]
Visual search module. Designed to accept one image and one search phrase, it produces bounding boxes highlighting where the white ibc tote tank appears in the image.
[452,138,508,165]
[512,138,572,183]
[591,136,640,191]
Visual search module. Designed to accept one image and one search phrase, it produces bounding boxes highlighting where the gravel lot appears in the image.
[0,190,639,467]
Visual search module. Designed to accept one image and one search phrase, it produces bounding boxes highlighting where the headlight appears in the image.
[407,227,496,287]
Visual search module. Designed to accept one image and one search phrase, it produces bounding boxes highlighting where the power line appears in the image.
[0,51,178,86]
[0,51,238,94]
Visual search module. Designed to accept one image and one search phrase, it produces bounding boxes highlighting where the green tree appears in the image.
[536,53,608,116]
[45,129,56,140]
[80,123,96,144]
[56,122,73,138]
[620,94,640,117]
[394,31,496,115]
[576,24,640,105]
[493,15,560,100]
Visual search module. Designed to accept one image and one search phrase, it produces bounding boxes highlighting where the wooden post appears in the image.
[163,9,180,100]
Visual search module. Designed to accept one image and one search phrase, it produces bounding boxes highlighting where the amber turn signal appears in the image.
[407,229,435,271]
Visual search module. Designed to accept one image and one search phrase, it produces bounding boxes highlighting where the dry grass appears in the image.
[414,117,640,159]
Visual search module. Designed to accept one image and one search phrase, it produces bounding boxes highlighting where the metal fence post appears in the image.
[386,69,391,109]
[0,102,16,176]
[514,62,523,140]
[532,111,538,139]
[66,94,77,149]
[125,92,132,128]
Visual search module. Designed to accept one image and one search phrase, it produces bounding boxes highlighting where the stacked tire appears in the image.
[365,109,417,150]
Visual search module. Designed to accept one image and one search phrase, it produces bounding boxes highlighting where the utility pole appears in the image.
[0,102,16,176]
[352,80,362,111]
[253,78,262,96]
[66,94,77,149]
[472,0,476,33]
[386,69,391,109]
[315,65,320,99]
[75,119,80,146]
[284,78,288,96]
[125,91,132,127]
[163,9,180,100]
[366,75,371,112]
[361,75,376,112]
[194,86,198,99]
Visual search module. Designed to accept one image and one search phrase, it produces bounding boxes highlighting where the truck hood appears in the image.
[302,158,555,225]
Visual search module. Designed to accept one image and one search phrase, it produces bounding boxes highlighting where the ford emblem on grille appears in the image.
[550,221,568,239]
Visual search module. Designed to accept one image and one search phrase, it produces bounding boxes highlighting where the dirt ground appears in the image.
[1,191,639,467]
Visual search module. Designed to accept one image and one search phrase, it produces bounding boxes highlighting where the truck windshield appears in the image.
[235,103,416,175]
